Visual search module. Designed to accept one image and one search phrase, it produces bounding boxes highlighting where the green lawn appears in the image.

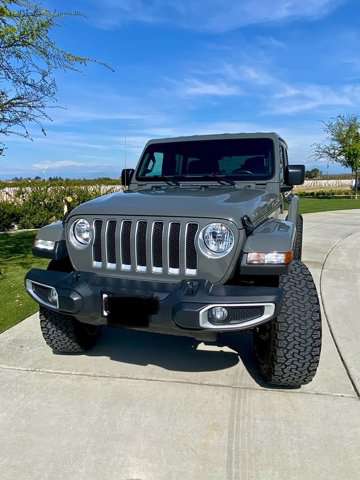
[299,197,360,214]
[0,231,48,333]
[1,197,360,334]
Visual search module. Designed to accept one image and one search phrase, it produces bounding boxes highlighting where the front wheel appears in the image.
[286,213,303,260]
[254,261,321,388]
[40,308,100,354]
[293,214,303,260]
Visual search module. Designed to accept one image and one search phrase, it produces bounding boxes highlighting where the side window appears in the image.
[140,151,164,177]
[152,152,164,176]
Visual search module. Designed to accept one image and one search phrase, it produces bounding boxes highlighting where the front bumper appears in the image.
[25,269,282,338]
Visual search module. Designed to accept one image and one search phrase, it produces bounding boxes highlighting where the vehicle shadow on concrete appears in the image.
[219,331,278,389]
[87,327,240,373]
[87,327,269,386]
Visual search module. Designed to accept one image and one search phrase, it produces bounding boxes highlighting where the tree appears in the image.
[305,168,321,179]
[0,0,109,152]
[313,115,360,198]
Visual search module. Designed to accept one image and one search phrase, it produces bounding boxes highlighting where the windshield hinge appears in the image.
[241,215,255,235]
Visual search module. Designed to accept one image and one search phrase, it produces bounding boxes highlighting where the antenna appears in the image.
[124,136,127,188]
[122,136,129,189]
[124,135,127,172]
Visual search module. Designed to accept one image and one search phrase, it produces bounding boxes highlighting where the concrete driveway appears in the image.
[0,210,359,480]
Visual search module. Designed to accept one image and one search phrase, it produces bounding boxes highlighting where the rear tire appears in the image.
[40,308,100,354]
[254,261,321,388]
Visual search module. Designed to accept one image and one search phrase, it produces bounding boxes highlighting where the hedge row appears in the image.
[0,178,120,189]
[0,184,116,232]
[296,189,355,198]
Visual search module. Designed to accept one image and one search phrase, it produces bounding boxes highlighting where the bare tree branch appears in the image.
[0,0,112,152]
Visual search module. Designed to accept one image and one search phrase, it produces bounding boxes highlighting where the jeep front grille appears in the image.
[91,219,199,276]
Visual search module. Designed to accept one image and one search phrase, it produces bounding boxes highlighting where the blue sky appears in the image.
[2,0,360,179]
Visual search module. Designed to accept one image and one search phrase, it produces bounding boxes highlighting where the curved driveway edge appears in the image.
[320,227,360,395]
[303,209,360,397]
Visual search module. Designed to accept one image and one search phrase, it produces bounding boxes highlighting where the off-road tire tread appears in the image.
[293,214,303,260]
[254,260,321,387]
[40,308,99,354]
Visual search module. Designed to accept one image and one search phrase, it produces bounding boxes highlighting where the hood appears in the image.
[70,187,279,227]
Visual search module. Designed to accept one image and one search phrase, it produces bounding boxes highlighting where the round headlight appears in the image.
[199,223,235,257]
[72,219,91,246]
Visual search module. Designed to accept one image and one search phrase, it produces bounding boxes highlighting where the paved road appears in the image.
[0,210,359,480]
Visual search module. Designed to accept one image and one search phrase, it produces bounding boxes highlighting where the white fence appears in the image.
[298,179,352,189]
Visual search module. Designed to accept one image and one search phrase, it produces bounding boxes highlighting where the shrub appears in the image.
[0,202,21,231]
[0,178,120,189]
[14,184,115,229]
[296,189,354,198]
[0,185,116,230]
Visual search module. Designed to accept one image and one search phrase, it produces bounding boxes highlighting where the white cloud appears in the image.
[32,160,88,170]
[255,36,287,49]
[93,0,345,32]
[174,60,360,114]
[44,88,170,127]
[52,108,148,124]
[29,133,117,151]
[179,78,242,97]
[271,84,360,114]
[225,64,277,87]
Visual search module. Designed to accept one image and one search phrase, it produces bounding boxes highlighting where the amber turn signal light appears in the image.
[247,251,294,265]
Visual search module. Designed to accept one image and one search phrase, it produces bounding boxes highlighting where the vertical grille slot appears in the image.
[106,220,117,269]
[168,222,181,274]
[136,221,147,272]
[152,222,163,273]
[185,223,198,274]
[93,220,103,266]
[121,221,132,270]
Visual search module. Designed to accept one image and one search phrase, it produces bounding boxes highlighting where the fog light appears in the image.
[48,288,59,306]
[26,279,59,309]
[208,306,228,323]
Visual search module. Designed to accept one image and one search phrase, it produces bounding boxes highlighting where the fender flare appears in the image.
[33,221,68,260]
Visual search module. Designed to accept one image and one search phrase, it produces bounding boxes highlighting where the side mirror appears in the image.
[121,168,135,187]
[286,165,305,186]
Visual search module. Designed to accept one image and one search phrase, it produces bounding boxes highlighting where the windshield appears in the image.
[136,138,275,182]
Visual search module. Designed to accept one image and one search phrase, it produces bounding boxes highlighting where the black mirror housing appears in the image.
[286,165,305,186]
[121,168,135,187]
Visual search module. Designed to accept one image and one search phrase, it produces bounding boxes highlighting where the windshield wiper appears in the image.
[171,173,235,186]
[146,174,235,186]
[198,174,235,186]
[163,178,180,186]
[146,176,180,186]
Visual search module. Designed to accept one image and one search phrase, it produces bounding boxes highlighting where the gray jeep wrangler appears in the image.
[26,133,321,387]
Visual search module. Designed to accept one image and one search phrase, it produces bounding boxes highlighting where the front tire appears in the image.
[40,308,100,354]
[293,214,303,260]
[254,261,321,387]
[39,257,100,353]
